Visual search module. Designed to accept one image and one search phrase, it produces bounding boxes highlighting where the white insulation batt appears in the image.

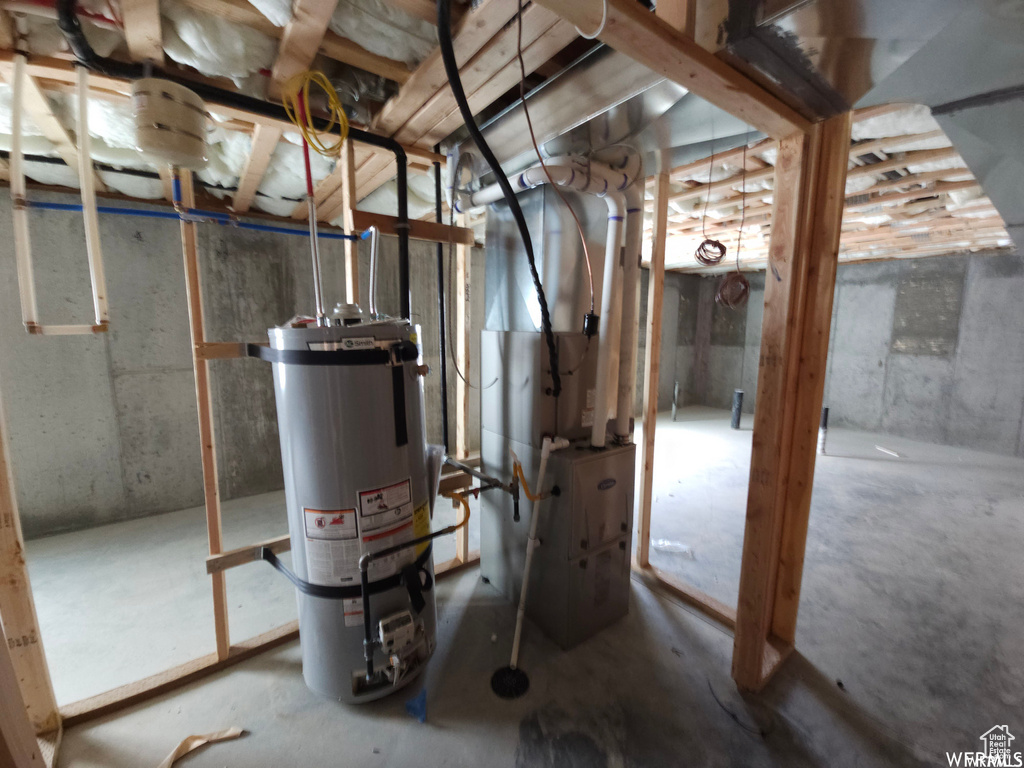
[329,0,435,67]
[162,0,278,88]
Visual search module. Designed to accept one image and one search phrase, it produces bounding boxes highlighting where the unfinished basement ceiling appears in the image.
[0,0,1019,263]
[0,0,440,222]
[640,101,1012,272]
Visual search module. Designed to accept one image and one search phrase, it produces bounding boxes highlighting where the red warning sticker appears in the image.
[303,508,357,541]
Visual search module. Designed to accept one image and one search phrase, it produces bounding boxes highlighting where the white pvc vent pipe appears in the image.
[615,185,643,439]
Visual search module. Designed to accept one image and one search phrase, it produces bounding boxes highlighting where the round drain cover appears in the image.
[491,666,529,699]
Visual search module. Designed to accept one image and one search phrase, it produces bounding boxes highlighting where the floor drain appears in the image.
[491,666,529,699]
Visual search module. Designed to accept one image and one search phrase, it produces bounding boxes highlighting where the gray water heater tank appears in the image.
[265,318,437,702]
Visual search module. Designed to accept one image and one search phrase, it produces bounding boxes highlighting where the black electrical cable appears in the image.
[434,144,450,451]
[436,0,561,397]
[56,0,412,320]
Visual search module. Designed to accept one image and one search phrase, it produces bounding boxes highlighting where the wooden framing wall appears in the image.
[630,115,854,687]
[0,164,480,735]
[0,0,897,742]
[732,113,853,690]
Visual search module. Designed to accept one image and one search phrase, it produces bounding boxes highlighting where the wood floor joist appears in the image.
[120,0,165,65]
[268,0,340,98]
[232,124,283,213]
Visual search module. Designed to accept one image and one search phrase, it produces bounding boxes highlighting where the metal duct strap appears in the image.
[260,544,433,604]
[247,341,418,366]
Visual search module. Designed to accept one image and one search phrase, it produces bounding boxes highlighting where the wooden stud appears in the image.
[632,565,737,630]
[532,0,809,139]
[233,124,282,213]
[206,535,291,574]
[178,171,231,662]
[351,210,475,246]
[193,340,268,360]
[0,631,46,768]
[269,0,341,99]
[120,0,165,65]
[636,171,670,567]
[732,112,853,693]
[340,139,359,304]
[0,369,60,736]
[771,113,855,648]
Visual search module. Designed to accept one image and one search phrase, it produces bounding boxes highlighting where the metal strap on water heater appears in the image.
[261,544,434,605]
[246,340,418,367]
[247,340,417,446]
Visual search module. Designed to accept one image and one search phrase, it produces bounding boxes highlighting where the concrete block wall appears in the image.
[671,250,1024,457]
[0,192,483,538]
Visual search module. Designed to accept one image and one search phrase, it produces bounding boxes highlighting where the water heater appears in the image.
[263,318,437,702]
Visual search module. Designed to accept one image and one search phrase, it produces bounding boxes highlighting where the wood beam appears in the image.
[269,0,341,98]
[392,6,564,145]
[120,0,165,65]
[232,124,282,213]
[179,171,231,662]
[636,170,670,567]
[409,20,579,148]
[732,112,853,693]
[655,0,695,38]
[351,210,475,245]
[372,0,519,137]
[0,373,59,737]
[532,0,809,139]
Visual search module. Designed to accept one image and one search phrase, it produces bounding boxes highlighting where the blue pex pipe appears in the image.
[25,200,359,241]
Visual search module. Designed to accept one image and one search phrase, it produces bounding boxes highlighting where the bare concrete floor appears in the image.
[26,407,1024,766]
[25,489,479,705]
[641,407,1024,755]
[57,568,927,768]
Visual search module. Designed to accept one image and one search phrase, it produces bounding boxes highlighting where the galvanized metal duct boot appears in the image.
[259,319,437,702]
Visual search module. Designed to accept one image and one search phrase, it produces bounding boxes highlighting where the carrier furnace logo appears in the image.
[946,726,1022,766]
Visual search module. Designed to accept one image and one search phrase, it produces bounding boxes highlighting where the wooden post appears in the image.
[179,171,230,661]
[454,213,471,563]
[732,112,852,692]
[0,373,59,736]
[340,139,359,304]
[0,628,45,767]
[636,171,670,567]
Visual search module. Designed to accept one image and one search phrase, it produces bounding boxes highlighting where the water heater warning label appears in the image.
[303,508,359,586]
[359,479,412,532]
[303,481,420,586]
[304,508,356,540]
